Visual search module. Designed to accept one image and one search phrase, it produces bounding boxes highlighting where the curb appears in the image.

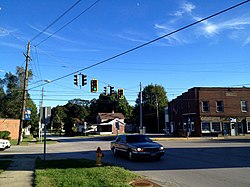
[151,136,250,141]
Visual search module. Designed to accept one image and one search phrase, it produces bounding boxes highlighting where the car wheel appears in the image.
[128,151,134,161]
[112,147,118,156]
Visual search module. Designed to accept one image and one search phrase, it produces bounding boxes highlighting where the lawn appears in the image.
[35,158,139,187]
[10,136,57,146]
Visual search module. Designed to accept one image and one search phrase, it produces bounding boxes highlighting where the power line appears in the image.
[29,0,250,91]
[30,0,82,42]
[35,0,100,47]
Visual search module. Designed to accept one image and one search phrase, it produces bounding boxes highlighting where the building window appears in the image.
[191,122,195,131]
[223,123,229,135]
[216,101,224,112]
[202,101,209,112]
[201,122,210,133]
[211,122,221,132]
[241,101,248,112]
[247,122,250,132]
[183,122,187,130]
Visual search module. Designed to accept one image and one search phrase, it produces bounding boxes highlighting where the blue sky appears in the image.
[1,0,250,107]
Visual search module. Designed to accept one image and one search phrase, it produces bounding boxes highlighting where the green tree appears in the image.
[51,105,67,131]
[51,100,90,135]
[134,84,168,132]
[87,92,132,124]
[0,67,38,134]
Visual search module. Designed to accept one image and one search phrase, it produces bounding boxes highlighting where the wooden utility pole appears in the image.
[17,42,31,145]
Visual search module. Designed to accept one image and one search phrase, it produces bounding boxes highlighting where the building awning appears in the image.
[201,116,248,122]
[200,117,221,122]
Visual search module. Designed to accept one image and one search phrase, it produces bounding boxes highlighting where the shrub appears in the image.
[0,131,11,139]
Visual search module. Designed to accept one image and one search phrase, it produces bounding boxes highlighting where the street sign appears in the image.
[24,108,31,120]
[41,107,51,124]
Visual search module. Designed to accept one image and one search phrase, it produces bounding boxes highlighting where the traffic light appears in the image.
[91,79,98,92]
[74,74,78,86]
[82,74,87,86]
[110,86,114,95]
[104,86,107,95]
[118,88,124,99]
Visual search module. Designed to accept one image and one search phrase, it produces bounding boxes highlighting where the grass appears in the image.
[10,135,34,145]
[0,160,12,174]
[35,158,139,187]
[10,136,57,146]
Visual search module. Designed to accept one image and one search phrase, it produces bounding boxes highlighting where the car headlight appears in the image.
[159,146,164,150]
[136,148,143,152]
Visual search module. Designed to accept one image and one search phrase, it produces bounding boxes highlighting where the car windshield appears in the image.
[126,135,151,143]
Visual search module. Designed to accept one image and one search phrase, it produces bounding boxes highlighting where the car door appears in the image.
[118,135,128,155]
[113,135,124,152]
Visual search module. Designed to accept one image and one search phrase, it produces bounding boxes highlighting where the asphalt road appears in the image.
[2,135,250,187]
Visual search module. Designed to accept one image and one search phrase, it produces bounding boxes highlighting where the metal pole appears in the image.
[17,42,31,145]
[44,120,46,160]
[140,82,143,133]
[39,87,44,142]
[156,95,160,133]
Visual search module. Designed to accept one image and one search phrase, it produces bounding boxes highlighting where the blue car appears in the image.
[110,134,165,161]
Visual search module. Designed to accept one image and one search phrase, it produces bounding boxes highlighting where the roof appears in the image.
[98,113,125,120]
[170,87,250,102]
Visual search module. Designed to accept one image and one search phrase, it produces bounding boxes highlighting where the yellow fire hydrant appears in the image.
[96,147,104,166]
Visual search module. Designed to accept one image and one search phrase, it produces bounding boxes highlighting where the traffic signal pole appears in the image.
[17,42,31,145]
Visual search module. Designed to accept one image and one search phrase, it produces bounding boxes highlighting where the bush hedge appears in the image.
[0,131,11,139]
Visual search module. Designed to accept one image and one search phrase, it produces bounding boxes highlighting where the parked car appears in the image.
[110,134,165,161]
[0,139,11,151]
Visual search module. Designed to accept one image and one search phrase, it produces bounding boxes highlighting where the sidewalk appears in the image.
[148,134,250,141]
[0,155,36,187]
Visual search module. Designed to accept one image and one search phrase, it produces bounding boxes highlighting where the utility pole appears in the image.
[17,42,31,145]
[139,82,143,133]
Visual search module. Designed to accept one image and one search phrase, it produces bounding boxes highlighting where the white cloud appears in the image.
[27,24,72,43]
[116,30,149,44]
[59,48,100,52]
[154,24,189,45]
[172,2,196,17]
[155,1,250,46]
[197,16,250,40]
[0,27,12,37]
[0,41,25,50]
[117,34,147,43]
[182,2,196,13]
[243,35,250,45]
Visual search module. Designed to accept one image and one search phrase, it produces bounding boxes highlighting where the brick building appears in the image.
[0,118,20,139]
[168,87,250,137]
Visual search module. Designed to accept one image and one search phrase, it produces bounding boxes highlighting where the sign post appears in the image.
[42,107,51,161]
